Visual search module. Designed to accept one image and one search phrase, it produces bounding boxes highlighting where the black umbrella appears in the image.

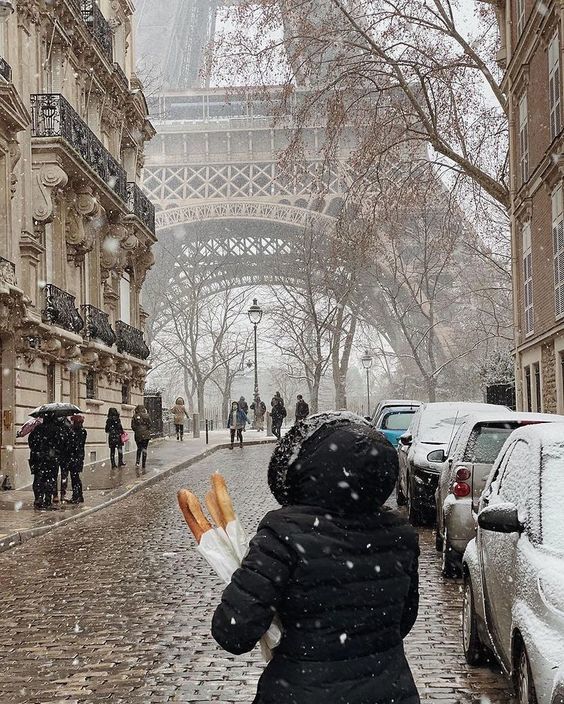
[30,403,83,418]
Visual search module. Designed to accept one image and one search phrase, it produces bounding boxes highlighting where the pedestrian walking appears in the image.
[294,394,310,422]
[227,401,249,449]
[105,407,126,469]
[61,415,86,504]
[250,395,267,431]
[171,397,190,441]
[271,397,287,439]
[271,391,284,409]
[131,405,152,469]
[212,412,420,704]
[28,413,72,511]
[239,396,249,415]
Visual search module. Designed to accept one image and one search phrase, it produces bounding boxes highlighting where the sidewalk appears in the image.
[0,430,276,553]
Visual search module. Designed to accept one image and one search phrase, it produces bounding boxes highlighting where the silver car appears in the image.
[435,411,562,578]
[462,424,564,704]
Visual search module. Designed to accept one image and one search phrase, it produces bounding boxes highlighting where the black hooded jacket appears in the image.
[212,415,420,704]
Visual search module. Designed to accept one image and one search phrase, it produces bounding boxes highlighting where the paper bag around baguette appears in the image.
[211,473,249,561]
[177,490,212,544]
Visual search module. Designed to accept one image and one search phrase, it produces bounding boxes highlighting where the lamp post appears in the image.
[247,299,263,426]
[361,350,373,417]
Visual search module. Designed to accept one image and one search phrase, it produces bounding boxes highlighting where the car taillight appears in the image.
[453,482,471,498]
[456,466,471,481]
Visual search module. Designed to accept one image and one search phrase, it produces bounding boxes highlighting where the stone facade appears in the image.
[0,0,156,488]
[495,0,564,413]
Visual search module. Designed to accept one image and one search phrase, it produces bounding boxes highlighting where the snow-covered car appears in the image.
[373,406,419,448]
[396,401,508,526]
[462,424,564,704]
[370,399,420,427]
[435,411,564,578]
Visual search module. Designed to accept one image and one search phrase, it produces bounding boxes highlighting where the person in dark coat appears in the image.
[61,415,86,504]
[105,407,126,469]
[270,397,287,439]
[294,394,310,422]
[131,405,152,469]
[28,414,73,511]
[212,412,420,704]
[238,396,249,415]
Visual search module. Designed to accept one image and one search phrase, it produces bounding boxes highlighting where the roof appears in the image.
[421,402,509,413]
[378,399,421,406]
[508,422,564,445]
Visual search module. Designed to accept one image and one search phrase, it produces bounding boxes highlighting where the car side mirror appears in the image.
[478,503,524,535]
[399,433,412,447]
[427,449,446,463]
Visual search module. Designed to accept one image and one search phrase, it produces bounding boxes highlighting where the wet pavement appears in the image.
[0,445,513,703]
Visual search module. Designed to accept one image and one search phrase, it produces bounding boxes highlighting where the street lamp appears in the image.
[247,299,263,426]
[361,350,373,417]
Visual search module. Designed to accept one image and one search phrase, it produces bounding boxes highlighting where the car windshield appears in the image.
[464,423,517,464]
[382,411,415,431]
[541,441,564,552]
[418,411,469,444]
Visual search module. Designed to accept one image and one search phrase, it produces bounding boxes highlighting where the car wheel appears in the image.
[462,574,486,666]
[442,526,462,578]
[396,476,407,506]
[407,477,424,526]
[517,645,538,704]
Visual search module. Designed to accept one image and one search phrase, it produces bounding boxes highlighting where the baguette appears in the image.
[206,490,226,529]
[211,473,236,524]
[178,490,213,543]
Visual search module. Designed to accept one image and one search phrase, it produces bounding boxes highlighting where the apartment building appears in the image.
[495,0,564,412]
[0,0,156,488]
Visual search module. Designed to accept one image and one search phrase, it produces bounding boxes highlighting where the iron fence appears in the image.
[80,0,113,63]
[42,284,84,334]
[81,305,116,347]
[127,182,156,234]
[115,320,150,360]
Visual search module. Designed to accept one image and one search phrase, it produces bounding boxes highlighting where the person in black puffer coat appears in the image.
[212,411,420,704]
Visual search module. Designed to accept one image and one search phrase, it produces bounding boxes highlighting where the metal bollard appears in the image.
[193,413,200,439]
[266,412,273,437]
[205,419,209,445]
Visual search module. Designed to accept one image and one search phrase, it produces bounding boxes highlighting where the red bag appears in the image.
[120,431,129,445]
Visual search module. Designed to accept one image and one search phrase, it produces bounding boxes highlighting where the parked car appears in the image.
[397,401,508,526]
[374,406,419,447]
[370,399,420,427]
[462,424,564,704]
[435,411,564,577]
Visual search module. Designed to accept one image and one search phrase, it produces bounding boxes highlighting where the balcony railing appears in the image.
[30,94,127,203]
[113,62,129,90]
[81,305,116,347]
[80,0,113,64]
[115,320,150,360]
[127,183,156,234]
[0,256,17,287]
[42,284,84,334]
[0,57,12,83]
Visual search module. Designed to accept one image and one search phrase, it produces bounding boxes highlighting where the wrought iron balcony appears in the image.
[42,284,84,335]
[80,0,113,64]
[127,183,156,234]
[30,94,127,203]
[113,62,129,90]
[115,320,150,360]
[81,305,116,347]
[0,256,17,287]
[0,57,12,83]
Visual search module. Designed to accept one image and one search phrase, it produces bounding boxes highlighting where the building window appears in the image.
[549,33,562,139]
[517,0,525,35]
[523,222,534,335]
[533,362,542,411]
[552,185,564,317]
[519,93,529,185]
[524,365,532,412]
[120,272,131,324]
[121,382,131,406]
[86,371,97,400]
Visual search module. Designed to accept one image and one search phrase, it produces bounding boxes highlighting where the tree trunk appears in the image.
[197,382,206,419]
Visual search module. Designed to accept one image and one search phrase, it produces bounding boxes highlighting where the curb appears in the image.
[0,438,276,555]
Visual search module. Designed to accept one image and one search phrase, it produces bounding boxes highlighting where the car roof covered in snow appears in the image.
[378,399,421,406]
[504,421,564,446]
[420,401,509,412]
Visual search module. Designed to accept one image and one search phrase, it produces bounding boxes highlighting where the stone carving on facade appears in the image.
[9,140,21,198]
[132,245,154,288]
[82,348,100,366]
[41,337,62,356]
[64,344,82,361]
[16,0,43,26]
[32,163,69,223]
[65,188,101,264]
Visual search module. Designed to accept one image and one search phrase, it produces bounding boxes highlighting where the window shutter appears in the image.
[554,219,564,317]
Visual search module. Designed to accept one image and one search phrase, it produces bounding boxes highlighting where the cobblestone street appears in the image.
[0,445,513,704]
